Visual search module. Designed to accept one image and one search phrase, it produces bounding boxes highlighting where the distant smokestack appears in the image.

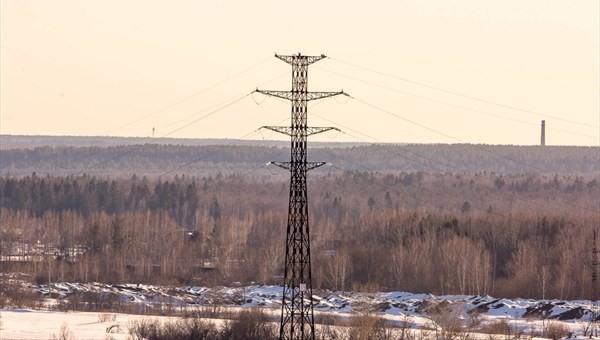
[541,120,545,146]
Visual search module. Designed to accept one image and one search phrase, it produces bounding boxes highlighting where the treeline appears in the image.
[0,173,208,223]
[1,172,597,222]
[1,143,598,178]
[1,172,598,300]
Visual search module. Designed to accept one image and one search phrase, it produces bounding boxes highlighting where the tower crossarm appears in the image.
[261,126,340,137]
[275,53,327,65]
[255,90,293,101]
[269,161,327,172]
[255,89,347,102]
[307,91,347,101]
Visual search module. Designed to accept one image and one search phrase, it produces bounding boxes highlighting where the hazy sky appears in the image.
[1,0,598,145]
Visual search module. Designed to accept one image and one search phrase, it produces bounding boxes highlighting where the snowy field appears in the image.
[1,309,188,339]
[1,281,600,339]
[0,308,596,339]
[27,282,600,321]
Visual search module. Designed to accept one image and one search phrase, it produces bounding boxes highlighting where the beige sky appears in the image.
[1,0,598,145]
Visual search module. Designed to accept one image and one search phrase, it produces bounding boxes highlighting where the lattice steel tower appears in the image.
[256,53,345,339]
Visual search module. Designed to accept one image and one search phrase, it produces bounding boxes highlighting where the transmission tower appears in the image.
[255,53,346,340]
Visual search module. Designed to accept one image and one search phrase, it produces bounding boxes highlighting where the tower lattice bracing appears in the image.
[592,230,598,328]
[256,53,345,340]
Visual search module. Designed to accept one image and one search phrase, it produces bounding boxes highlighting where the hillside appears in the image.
[1,135,598,302]
[0,135,597,177]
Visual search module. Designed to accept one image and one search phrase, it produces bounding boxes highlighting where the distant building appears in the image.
[541,120,546,146]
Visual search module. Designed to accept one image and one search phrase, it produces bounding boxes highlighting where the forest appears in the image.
[1,136,599,300]
[1,137,598,178]
[1,163,598,300]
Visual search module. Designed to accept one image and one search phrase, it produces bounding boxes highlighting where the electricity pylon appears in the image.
[255,53,346,340]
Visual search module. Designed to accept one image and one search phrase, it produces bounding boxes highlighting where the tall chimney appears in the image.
[541,120,546,146]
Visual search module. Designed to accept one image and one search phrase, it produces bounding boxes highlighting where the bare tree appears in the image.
[325,249,352,292]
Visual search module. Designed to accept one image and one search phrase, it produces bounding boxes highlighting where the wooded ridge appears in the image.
[1,137,597,177]
[1,136,598,300]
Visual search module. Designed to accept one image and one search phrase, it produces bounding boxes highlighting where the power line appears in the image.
[29,66,286,174]
[107,56,274,135]
[351,96,467,144]
[55,91,257,178]
[330,57,599,129]
[156,117,291,178]
[37,69,287,178]
[335,96,597,213]
[162,93,251,137]
[316,66,598,140]
[156,128,262,178]
[307,84,598,214]
[313,143,494,214]
[310,111,454,172]
[158,72,289,133]
[314,127,597,214]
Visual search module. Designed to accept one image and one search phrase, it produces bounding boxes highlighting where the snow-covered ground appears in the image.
[2,281,599,339]
[1,309,190,339]
[27,282,598,320]
[0,307,595,339]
